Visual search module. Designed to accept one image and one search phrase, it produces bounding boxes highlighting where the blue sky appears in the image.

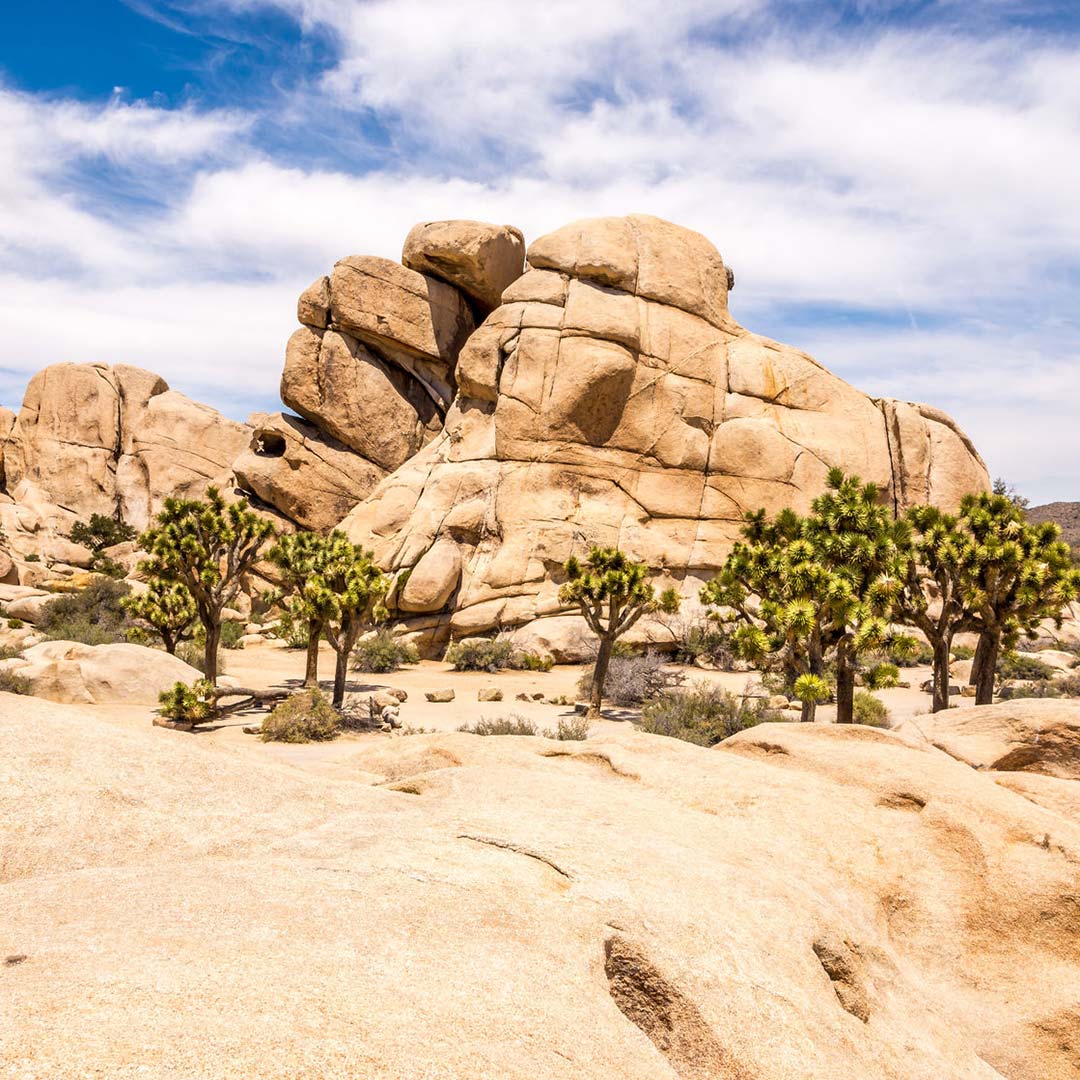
[1,0,1078,502]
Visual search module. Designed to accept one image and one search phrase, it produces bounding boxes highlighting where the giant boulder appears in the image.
[340,214,989,644]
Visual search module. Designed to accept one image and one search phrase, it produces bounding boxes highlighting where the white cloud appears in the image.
[2,4,1079,503]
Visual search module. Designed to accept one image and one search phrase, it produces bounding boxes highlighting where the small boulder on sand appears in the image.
[425,688,455,703]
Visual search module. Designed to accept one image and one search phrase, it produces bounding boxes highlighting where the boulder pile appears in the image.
[0,215,990,647]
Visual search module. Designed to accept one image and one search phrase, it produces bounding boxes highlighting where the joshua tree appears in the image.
[122,579,197,655]
[266,531,338,689]
[139,487,274,683]
[958,492,1079,704]
[311,533,388,708]
[703,470,907,724]
[560,547,679,718]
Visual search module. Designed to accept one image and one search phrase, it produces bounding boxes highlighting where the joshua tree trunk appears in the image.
[835,640,855,724]
[931,636,953,713]
[332,646,349,709]
[970,633,991,689]
[974,633,999,705]
[589,633,615,718]
[203,620,221,685]
[304,626,321,688]
[800,698,817,723]
[161,631,177,656]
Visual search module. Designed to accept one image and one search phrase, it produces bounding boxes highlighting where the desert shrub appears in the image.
[668,618,735,668]
[157,679,215,723]
[952,644,976,661]
[69,513,136,552]
[275,609,310,649]
[24,553,40,563]
[40,578,134,645]
[445,638,514,671]
[546,715,591,741]
[6,618,24,629]
[852,690,890,727]
[0,668,30,695]
[444,639,551,673]
[999,679,1062,701]
[458,714,539,736]
[577,651,680,707]
[998,651,1055,681]
[352,629,419,673]
[864,662,901,690]
[175,640,207,673]
[260,689,341,743]
[889,638,933,667]
[219,620,245,650]
[1056,673,1080,696]
[638,682,783,746]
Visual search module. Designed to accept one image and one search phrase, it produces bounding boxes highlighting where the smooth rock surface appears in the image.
[2,706,1078,1078]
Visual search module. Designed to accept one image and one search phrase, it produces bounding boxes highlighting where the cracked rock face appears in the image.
[3,363,249,530]
[339,214,989,643]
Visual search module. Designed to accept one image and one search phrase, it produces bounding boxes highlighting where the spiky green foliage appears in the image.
[794,673,830,706]
[266,530,340,688]
[138,487,274,684]
[157,679,215,724]
[702,469,908,723]
[559,547,680,717]
[306,533,388,708]
[956,492,1080,703]
[121,580,197,655]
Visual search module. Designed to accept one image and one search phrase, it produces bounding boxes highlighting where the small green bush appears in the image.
[999,679,1062,701]
[69,513,136,552]
[864,662,901,690]
[889,638,933,667]
[175,640,207,673]
[24,553,40,563]
[0,668,31,695]
[353,629,420,673]
[6,618,24,629]
[952,644,975,661]
[546,715,590,741]
[998,652,1055,681]
[458,715,539,736]
[260,689,341,743]
[157,679,215,724]
[638,682,783,746]
[1056,673,1080,697]
[40,578,134,645]
[220,620,245,650]
[853,690,890,728]
[275,609,310,650]
[669,618,734,668]
[444,639,552,673]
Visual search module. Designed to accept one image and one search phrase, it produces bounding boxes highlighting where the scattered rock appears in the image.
[478,687,503,702]
[425,688,455,703]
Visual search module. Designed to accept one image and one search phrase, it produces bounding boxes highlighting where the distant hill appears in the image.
[1027,502,1080,550]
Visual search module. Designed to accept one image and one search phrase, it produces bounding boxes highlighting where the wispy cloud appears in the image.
[1,1,1078,501]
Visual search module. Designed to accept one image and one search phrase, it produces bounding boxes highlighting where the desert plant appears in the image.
[864,662,901,690]
[220,620,245,650]
[352,629,419,673]
[576,651,679,707]
[6,618,24,629]
[458,715,539,736]
[852,690,890,727]
[997,651,1055,681]
[445,638,515,671]
[175,639,207,673]
[952,644,975,661]
[274,608,310,649]
[515,652,554,671]
[24,553,40,563]
[121,580,197,654]
[794,673,831,711]
[998,680,1062,701]
[157,679,215,724]
[0,668,31,695]
[260,688,341,743]
[139,487,274,684]
[69,513,137,552]
[638,682,783,746]
[40,577,134,645]
[546,715,591,741]
[560,547,679,718]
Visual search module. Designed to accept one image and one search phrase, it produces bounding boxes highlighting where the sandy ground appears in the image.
[74,642,944,780]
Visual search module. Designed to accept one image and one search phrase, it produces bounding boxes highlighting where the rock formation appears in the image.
[0,215,989,644]
[3,705,1078,1078]
[331,215,988,645]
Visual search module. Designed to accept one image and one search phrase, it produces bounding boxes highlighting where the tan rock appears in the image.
[402,219,525,312]
[232,411,383,531]
[896,699,1080,780]
[398,539,462,613]
[10,640,201,704]
[477,686,503,702]
[329,255,474,401]
[4,710,1080,1078]
[281,327,442,472]
[0,403,16,488]
[425,687,455,702]
[297,275,330,329]
[340,215,988,643]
